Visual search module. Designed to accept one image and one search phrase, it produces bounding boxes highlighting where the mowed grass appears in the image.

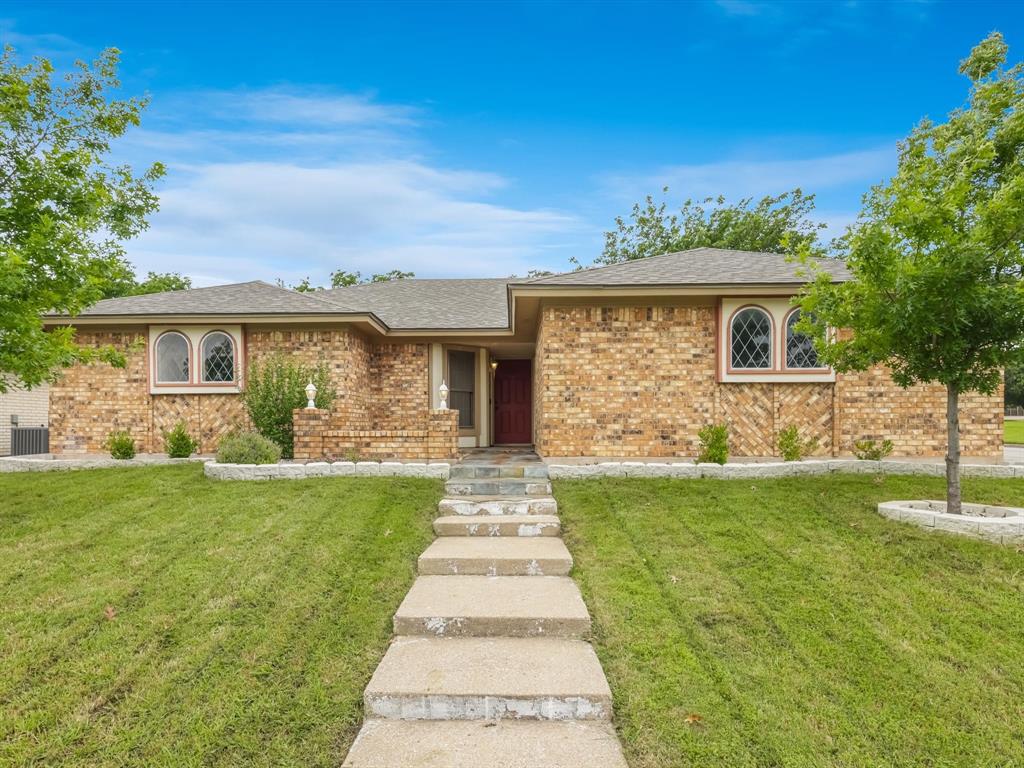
[0,464,440,767]
[557,475,1024,768]
[1005,419,1024,444]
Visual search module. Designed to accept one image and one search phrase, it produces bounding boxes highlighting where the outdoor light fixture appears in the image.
[490,360,498,372]
[305,380,317,409]
[438,380,449,410]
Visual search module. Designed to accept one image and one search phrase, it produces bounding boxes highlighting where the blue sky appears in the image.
[3,1,1023,286]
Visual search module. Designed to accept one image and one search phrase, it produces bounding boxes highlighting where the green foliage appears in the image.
[697,423,729,464]
[853,439,895,461]
[797,33,1024,513]
[242,355,336,458]
[162,421,198,458]
[0,47,164,393]
[105,431,136,460]
[215,430,282,465]
[104,270,192,299]
[597,188,827,266]
[277,270,416,292]
[777,425,819,461]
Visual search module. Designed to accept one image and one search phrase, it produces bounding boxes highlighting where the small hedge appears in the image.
[777,425,819,462]
[697,423,729,465]
[105,431,136,460]
[216,431,282,465]
[163,421,198,458]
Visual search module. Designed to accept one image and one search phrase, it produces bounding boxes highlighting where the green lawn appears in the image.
[557,475,1024,768]
[1005,419,1024,444]
[0,464,440,767]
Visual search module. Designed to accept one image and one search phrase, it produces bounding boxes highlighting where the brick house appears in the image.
[42,248,1004,460]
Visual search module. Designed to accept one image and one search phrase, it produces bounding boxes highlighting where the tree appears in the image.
[797,32,1024,514]
[330,269,414,287]
[0,47,164,393]
[597,188,827,266]
[102,267,192,298]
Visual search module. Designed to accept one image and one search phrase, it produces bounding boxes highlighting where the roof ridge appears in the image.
[522,248,713,284]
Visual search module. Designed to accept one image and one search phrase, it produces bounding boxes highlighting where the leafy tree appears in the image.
[596,188,826,266]
[330,269,414,287]
[797,32,1024,514]
[102,267,191,298]
[0,47,163,393]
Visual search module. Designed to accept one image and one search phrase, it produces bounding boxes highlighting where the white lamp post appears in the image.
[438,380,449,410]
[305,380,318,409]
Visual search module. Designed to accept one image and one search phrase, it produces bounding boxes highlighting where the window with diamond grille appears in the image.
[202,332,235,382]
[786,310,819,369]
[730,308,772,369]
[156,332,189,383]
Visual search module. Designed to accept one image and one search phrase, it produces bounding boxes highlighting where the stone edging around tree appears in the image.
[546,459,1021,479]
[877,500,1024,545]
[203,460,452,481]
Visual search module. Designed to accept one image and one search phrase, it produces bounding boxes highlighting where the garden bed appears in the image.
[878,499,1024,545]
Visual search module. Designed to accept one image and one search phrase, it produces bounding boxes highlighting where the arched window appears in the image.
[201,332,235,383]
[155,332,190,383]
[730,307,772,369]
[786,310,819,369]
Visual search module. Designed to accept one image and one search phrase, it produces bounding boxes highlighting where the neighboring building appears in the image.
[42,248,1004,459]
[0,381,49,456]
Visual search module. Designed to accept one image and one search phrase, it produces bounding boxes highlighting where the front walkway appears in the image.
[342,450,627,766]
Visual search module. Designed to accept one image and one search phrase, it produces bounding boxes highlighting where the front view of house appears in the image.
[43,248,1004,460]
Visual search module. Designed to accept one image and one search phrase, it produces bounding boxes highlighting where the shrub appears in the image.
[163,421,198,458]
[216,431,282,465]
[853,439,894,461]
[777,425,819,462]
[243,355,336,458]
[105,431,136,460]
[697,423,729,465]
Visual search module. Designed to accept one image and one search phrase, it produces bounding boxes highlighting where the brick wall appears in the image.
[293,407,458,460]
[0,380,49,456]
[535,304,1003,459]
[49,328,436,456]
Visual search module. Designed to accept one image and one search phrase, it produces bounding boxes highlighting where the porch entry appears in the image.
[493,358,532,444]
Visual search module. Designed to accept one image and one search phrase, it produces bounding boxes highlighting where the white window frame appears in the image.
[148,325,244,394]
[718,298,834,383]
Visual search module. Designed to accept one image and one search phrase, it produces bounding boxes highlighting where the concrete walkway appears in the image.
[342,449,628,766]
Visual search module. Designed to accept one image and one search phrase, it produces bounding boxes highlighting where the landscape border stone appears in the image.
[203,460,451,481]
[0,455,204,473]
[877,499,1024,545]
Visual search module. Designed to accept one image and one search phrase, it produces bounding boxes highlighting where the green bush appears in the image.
[105,431,136,460]
[162,421,198,458]
[777,425,819,462]
[853,439,894,461]
[242,355,336,458]
[215,431,282,465]
[697,423,729,465]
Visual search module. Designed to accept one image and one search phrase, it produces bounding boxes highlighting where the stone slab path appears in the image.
[343,448,628,767]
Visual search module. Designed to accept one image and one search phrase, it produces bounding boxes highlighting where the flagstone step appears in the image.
[445,478,553,497]
[418,537,572,576]
[364,636,612,721]
[433,514,561,537]
[438,496,558,516]
[448,464,549,480]
[342,719,628,767]
[394,575,590,638]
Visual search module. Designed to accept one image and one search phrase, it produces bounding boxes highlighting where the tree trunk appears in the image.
[946,383,962,516]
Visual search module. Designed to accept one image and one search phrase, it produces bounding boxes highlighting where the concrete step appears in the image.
[364,636,612,721]
[394,575,590,638]
[438,496,558,516]
[444,478,553,497]
[343,719,628,767]
[434,514,561,537]
[448,464,549,480]
[418,537,572,576]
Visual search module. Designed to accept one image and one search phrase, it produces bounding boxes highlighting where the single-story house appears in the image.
[42,248,1004,460]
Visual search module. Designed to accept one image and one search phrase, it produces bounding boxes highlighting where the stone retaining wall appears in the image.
[0,455,204,472]
[547,459,1020,479]
[877,500,1024,545]
[204,460,451,481]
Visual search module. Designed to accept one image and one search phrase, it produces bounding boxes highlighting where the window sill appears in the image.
[150,384,243,395]
[719,370,835,384]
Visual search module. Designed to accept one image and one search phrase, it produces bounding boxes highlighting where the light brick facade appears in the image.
[49,328,441,456]
[534,304,1003,459]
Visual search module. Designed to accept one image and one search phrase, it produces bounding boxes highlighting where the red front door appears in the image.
[493,359,532,444]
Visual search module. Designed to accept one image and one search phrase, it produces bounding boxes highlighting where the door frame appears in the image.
[491,357,533,445]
